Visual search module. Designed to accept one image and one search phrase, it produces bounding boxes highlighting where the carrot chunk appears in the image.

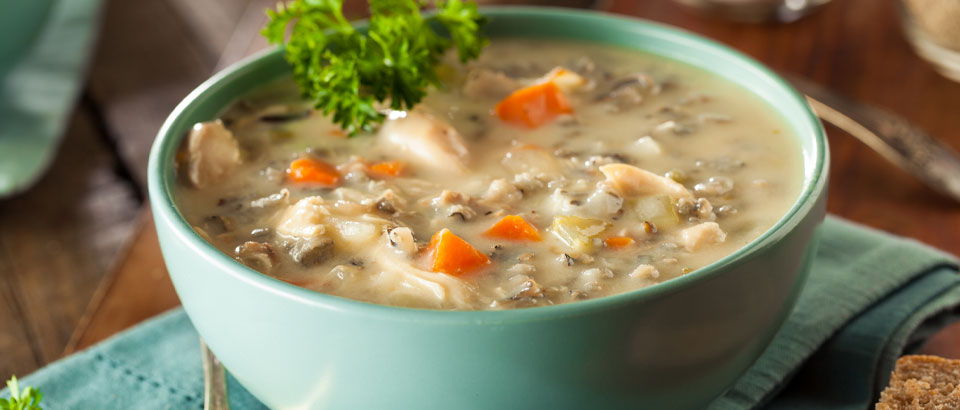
[367,160,405,178]
[494,81,572,128]
[426,228,490,275]
[484,215,542,242]
[604,236,635,249]
[287,157,341,186]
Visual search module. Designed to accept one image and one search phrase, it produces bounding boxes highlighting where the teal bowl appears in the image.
[149,7,828,410]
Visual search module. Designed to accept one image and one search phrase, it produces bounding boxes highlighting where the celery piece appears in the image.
[549,215,610,253]
[634,195,680,229]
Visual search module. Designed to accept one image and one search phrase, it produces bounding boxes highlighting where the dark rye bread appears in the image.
[877,355,960,409]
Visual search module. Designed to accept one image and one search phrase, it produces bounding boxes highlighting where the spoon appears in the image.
[201,339,231,410]
[787,74,960,204]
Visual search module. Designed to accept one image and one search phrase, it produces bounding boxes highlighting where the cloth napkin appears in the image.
[4,216,959,409]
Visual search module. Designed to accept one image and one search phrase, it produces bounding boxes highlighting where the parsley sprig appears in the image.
[263,0,488,135]
[0,377,43,410]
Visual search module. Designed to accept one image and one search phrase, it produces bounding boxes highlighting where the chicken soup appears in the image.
[173,39,803,310]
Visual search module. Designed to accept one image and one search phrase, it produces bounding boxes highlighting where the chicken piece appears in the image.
[462,68,522,99]
[330,200,371,218]
[275,197,335,265]
[378,110,469,174]
[536,67,588,93]
[185,120,242,188]
[276,197,330,239]
[481,179,523,207]
[629,264,660,280]
[599,163,693,199]
[328,187,377,216]
[678,222,727,251]
[326,217,381,248]
[370,241,475,309]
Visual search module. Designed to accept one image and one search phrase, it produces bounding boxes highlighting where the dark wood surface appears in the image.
[2,0,959,383]
[0,103,140,376]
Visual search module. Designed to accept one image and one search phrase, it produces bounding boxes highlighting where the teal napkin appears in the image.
[3,216,959,409]
[711,217,960,409]
[0,0,103,197]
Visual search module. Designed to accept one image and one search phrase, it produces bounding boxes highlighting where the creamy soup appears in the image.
[174,39,802,310]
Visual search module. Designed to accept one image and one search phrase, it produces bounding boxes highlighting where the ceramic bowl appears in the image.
[148,7,828,409]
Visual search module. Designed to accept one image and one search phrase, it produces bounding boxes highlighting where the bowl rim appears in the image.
[148,6,829,323]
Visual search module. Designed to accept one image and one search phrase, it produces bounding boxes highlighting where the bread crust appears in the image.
[877,355,960,410]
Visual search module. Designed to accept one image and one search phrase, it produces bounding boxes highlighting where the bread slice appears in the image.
[877,355,960,409]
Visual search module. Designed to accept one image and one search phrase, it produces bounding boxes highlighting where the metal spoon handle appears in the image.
[201,339,231,410]
[788,75,960,203]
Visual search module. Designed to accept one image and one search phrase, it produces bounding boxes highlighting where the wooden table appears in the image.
[2,0,959,382]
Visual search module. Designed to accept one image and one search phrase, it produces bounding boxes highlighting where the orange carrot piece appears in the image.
[494,81,572,128]
[605,236,635,249]
[426,228,490,275]
[484,215,542,242]
[287,157,341,186]
[367,160,405,178]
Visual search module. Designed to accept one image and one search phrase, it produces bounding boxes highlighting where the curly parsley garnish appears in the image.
[0,377,43,410]
[263,0,488,135]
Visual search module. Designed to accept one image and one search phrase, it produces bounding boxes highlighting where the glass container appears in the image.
[897,0,960,82]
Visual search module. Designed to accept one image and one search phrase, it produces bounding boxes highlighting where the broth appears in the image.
[174,39,803,310]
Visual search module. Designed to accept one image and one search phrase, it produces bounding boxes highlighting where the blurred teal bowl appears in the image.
[0,0,54,75]
[148,7,828,410]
